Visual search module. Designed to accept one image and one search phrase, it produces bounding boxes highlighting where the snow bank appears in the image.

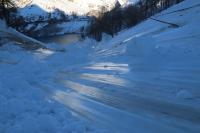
[0,42,109,133]
[1,19,109,132]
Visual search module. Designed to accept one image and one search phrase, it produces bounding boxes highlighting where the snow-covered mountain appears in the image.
[16,0,118,17]
[14,0,136,36]
[15,0,138,18]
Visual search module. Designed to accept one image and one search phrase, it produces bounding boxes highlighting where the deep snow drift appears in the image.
[1,0,200,133]
[0,21,109,133]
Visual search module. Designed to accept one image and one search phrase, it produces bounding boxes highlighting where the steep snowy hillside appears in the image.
[1,0,200,133]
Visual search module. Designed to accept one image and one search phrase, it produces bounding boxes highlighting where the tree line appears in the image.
[87,0,183,41]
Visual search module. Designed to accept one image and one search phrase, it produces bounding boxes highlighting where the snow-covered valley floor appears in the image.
[1,0,200,133]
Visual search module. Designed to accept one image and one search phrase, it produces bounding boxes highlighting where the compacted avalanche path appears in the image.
[49,41,200,133]
[47,2,200,129]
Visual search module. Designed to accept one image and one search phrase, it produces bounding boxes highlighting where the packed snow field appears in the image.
[1,0,200,133]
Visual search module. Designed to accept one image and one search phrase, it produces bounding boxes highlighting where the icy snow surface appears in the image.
[1,0,200,133]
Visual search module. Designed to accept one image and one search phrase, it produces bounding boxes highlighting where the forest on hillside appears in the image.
[87,0,183,41]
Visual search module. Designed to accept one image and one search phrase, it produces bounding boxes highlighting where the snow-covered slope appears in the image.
[96,0,200,104]
[1,0,200,133]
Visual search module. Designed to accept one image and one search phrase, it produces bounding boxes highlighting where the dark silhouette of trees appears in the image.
[87,2,123,40]
[0,0,16,25]
[122,4,145,27]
